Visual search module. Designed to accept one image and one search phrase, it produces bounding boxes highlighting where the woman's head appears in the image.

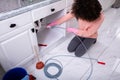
[72,0,102,22]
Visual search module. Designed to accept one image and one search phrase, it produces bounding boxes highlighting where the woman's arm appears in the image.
[67,13,104,37]
[47,12,75,28]
[54,12,75,24]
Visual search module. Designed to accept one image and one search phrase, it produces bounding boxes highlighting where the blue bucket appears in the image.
[2,67,27,80]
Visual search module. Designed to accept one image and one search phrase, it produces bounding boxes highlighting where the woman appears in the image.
[47,0,104,57]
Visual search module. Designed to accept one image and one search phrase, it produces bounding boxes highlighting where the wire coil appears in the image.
[44,62,63,79]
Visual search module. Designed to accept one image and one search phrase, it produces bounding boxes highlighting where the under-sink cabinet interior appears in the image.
[34,10,67,53]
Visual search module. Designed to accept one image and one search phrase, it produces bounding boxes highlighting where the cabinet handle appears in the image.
[10,24,16,28]
[51,8,55,12]
[31,28,35,33]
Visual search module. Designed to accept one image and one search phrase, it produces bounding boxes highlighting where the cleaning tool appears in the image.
[43,26,106,80]
[34,46,44,69]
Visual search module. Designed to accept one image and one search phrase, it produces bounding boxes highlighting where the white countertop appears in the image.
[0,0,61,21]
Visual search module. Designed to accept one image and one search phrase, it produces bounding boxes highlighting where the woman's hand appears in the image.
[46,22,57,28]
[66,27,78,34]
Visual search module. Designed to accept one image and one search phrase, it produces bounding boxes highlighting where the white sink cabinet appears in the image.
[0,12,38,71]
[0,0,67,71]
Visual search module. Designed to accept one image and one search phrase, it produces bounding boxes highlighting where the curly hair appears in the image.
[72,0,102,22]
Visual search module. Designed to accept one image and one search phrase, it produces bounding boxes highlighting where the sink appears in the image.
[0,0,46,13]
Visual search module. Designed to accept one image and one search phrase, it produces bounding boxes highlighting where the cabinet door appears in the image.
[0,27,37,71]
